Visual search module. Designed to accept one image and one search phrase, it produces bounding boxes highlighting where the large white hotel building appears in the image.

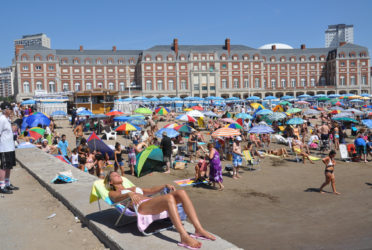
[13,35,371,102]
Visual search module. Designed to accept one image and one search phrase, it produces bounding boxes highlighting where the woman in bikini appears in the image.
[105,171,215,249]
[319,150,340,195]
[333,123,340,150]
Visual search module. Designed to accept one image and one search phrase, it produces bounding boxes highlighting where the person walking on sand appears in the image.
[319,150,340,195]
[73,122,84,147]
[202,143,224,191]
[160,131,172,174]
[232,136,243,179]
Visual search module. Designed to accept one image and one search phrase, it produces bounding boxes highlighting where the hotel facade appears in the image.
[13,37,371,102]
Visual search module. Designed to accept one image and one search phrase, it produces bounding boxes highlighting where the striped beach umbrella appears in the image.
[155,107,169,115]
[225,123,243,130]
[105,110,124,116]
[176,115,196,122]
[164,123,179,129]
[115,122,137,132]
[212,128,241,137]
[174,124,195,133]
[29,127,45,140]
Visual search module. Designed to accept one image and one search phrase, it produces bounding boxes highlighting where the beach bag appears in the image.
[174,161,186,170]
[310,143,318,149]
[51,170,77,184]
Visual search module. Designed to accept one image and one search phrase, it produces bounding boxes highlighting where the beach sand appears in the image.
[47,118,372,249]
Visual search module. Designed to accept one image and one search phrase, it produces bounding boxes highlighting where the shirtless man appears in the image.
[232,136,243,179]
[73,122,84,147]
[319,122,330,141]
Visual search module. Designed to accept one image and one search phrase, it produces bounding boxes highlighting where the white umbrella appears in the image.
[186,110,204,117]
[344,108,364,115]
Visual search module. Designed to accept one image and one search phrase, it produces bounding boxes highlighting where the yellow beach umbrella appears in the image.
[360,97,370,100]
[251,103,264,109]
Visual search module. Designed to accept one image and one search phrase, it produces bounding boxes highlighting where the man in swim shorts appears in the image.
[232,136,243,179]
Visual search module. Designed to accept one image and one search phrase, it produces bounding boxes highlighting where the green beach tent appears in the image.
[135,145,164,177]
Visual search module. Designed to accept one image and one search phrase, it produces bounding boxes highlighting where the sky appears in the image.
[1,0,372,67]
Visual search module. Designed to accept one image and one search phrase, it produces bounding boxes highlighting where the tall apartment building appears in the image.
[13,37,370,102]
[325,24,354,48]
[0,67,14,97]
[14,33,51,49]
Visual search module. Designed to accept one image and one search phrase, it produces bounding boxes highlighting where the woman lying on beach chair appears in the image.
[266,147,289,158]
[105,171,215,249]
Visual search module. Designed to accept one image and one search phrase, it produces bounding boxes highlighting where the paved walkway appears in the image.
[16,147,240,250]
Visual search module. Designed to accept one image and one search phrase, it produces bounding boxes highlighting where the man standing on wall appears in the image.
[0,102,19,194]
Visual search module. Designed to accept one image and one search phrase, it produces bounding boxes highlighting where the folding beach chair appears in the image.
[89,177,186,235]
[293,146,321,163]
[243,150,260,171]
[273,134,289,145]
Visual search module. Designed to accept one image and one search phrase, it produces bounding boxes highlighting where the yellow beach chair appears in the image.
[243,150,261,171]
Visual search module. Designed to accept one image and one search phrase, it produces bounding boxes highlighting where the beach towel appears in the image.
[339,144,350,161]
[174,178,208,187]
[293,147,321,161]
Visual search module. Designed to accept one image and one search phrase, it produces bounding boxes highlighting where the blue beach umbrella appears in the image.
[248,125,274,134]
[280,95,293,100]
[264,96,276,100]
[298,94,311,98]
[246,96,260,101]
[235,113,253,119]
[256,109,273,115]
[21,99,36,105]
[51,110,67,116]
[155,128,180,138]
[77,110,93,116]
[113,116,131,122]
[286,117,305,125]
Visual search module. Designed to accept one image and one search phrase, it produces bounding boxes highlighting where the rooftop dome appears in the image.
[259,43,293,49]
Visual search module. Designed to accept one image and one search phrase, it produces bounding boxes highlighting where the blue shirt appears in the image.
[58,140,69,155]
[354,138,366,147]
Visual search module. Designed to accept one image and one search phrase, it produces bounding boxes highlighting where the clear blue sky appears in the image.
[1,0,371,67]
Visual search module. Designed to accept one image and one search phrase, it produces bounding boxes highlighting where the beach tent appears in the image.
[135,145,164,177]
[87,132,114,159]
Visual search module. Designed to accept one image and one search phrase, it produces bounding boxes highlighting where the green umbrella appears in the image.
[317,97,331,101]
[287,108,302,114]
[135,145,164,177]
[266,112,287,121]
[279,101,292,106]
[134,107,152,115]
[332,117,358,123]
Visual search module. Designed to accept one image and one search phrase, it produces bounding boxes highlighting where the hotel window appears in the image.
[35,56,41,61]
[180,65,186,70]
[119,68,124,72]
[222,64,227,69]
[108,60,113,64]
[157,80,163,90]
[97,60,102,64]
[119,82,125,91]
[310,65,315,70]
[362,76,367,85]
[146,57,150,61]
[86,68,91,73]
[193,83,199,90]
[254,64,259,69]
[23,82,30,93]
[62,60,67,64]
[146,80,152,90]
[280,58,285,62]
[156,57,161,62]
[271,66,275,70]
[291,79,296,88]
[63,83,69,91]
[74,69,80,73]
[290,57,295,62]
[97,69,102,73]
[193,65,198,71]
[209,56,214,60]
[73,59,79,64]
[350,76,356,85]
[180,56,185,61]
[281,79,286,88]
[221,56,226,60]
[222,79,227,88]
[281,66,286,70]
[320,77,326,85]
[154,65,162,70]
[350,62,356,66]
[233,79,239,88]
[23,65,29,70]
[168,80,174,90]
[291,66,296,70]
[201,56,206,60]
[243,64,249,69]
[340,62,345,66]
[193,56,198,60]
[97,82,103,88]
[75,82,80,91]
[300,57,305,62]
[244,78,249,88]
[21,56,28,61]
[233,56,238,61]
[201,65,206,71]
[263,79,266,88]
[301,78,306,87]
[233,64,238,69]
[36,81,43,90]
[48,56,53,61]
[300,66,305,70]
[254,56,258,60]
[361,61,366,66]
[310,57,315,61]
[85,60,91,65]
[320,57,325,61]
[108,82,114,90]
[271,58,275,62]
[35,65,42,71]
[168,57,173,61]
[181,80,187,90]
[145,66,151,70]
[129,60,134,64]
[168,65,174,70]
[254,78,260,88]
[118,60,123,64]
[243,56,248,60]
[49,81,56,93]
[340,76,345,86]
[271,79,276,89]
[310,78,315,87]
[108,69,114,73]
[86,82,92,90]
[130,68,135,72]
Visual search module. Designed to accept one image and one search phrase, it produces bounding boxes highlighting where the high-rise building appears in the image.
[14,33,51,49]
[0,67,14,97]
[325,24,354,48]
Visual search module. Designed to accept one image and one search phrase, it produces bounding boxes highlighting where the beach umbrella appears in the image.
[250,103,264,109]
[174,124,195,133]
[248,124,274,134]
[235,113,253,119]
[256,109,273,115]
[184,108,193,111]
[21,99,36,105]
[91,114,108,119]
[332,101,344,106]
[360,97,370,100]
[344,108,364,115]
[148,97,159,102]
[105,110,124,116]
[350,99,364,103]
[129,118,147,126]
[164,123,179,129]
[298,94,311,98]
[264,96,277,100]
[134,107,152,115]
[236,118,243,126]
[172,97,182,101]
[330,110,341,115]
[287,108,302,114]
[329,106,344,111]
[205,96,216,100]
[212,128,241,137]
[246,96,260,101]
[333,113,354,118]
[220,118,237,124]
[130,114,145,119]
[279,101,292,106]
[176,115,196,122]
[203,111,219,117]
[281,95,293,100]
[328,94,341,98]
[267,112,287,121]
[315,94,327,98]
[303,109,320,116]
[113,116,131,122]
[22,113,50,129]
[115,123,137,132]
[133,96,148,101]
[28,127,45,140]
[332,117,358,123]
[159,96,172,102]
[155,128,180,138]
[318,97,331,101]
[155,107,169,115]
[50,110,67,117]
[361,94,371,97]
[296,101,310,105]
[286,117,305,125]
[225,123,243,130]
[191,106,204,111]
[122,97,133,102]
[183,96,194,101]
[362,119,372,128]
[349,95,362,99]
[77,110,93,116]
[186,110,204,117]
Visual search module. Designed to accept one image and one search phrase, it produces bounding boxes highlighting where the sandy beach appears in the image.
[34,118,372,249]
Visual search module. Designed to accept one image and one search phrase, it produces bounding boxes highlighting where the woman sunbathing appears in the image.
[105,171,215,249]
[266,148,289,157]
